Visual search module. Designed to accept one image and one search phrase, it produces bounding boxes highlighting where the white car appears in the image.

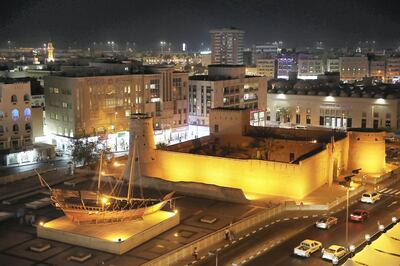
[361,192,381,204]
[322,245,347,262]
[315,216,338,229]
[294,239,322,257]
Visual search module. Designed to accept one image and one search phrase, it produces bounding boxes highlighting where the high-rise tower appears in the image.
[210,27,244,65]
[47,42,55,62]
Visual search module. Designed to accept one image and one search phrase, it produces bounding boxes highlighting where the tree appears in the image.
[69,138,112,167]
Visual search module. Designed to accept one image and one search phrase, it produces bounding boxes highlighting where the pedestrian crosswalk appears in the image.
[378,187,400,196]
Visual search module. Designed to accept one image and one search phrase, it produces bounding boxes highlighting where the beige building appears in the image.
[188,65,267,126]
[267,83,399,131]
[369,59,386,82]
[210,27,244,65]
[44,66,188,148]
[0,80,33,164]
[256,58,276,79]
[386,57,400,83]
[339,56,369,82]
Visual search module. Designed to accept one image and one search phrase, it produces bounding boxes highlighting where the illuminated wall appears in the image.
[140,148,330,200]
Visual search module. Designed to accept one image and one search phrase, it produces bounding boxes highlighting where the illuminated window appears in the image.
[11,109,19,121]
[0,110,4,119]
[24,108,31,118]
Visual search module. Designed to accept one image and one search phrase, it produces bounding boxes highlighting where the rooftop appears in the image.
[269,79,400,99]
[189,74,261,81]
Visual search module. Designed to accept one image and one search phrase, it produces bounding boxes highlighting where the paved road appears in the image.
[0,157,70,177]
[249,184,400,266]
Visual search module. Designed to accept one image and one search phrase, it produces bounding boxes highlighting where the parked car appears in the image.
[294,239,322,257]
[350,209,369,222]
[315,216,338,229]
[361,192,381,204]
[322,245,347,262]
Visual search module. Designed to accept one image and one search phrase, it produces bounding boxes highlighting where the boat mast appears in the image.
[97,153,103,204]
[127,136,136,201]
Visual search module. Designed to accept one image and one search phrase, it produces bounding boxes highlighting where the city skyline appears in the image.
[1,0,400,50]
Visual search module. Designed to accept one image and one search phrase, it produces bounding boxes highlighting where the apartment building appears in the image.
[44,66,188,150]
[0,79,33,165]
[188,65,267,126]
[210,27,244,65]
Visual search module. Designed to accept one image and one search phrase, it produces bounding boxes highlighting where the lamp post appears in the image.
[341,168,361,245]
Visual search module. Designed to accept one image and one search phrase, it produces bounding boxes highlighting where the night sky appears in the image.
[1,0,400,50]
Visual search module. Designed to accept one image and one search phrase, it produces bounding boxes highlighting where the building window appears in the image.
[319,116,324,126]
[386,120,391,128]
[347,118,352,128]
[361,118,367,128]
[214,124,219,133]
[13,124,19,132]
[11,109,19,121]
[306,115,311,124]
[373,120,379,129]
[24,108,31,118]
[289,152,295,161]
[0,110,4,119]
[23,94,30,102]
[25,123,31,130]
[296,114,301,124]
[11,95,17,103]
[0,125,4,133]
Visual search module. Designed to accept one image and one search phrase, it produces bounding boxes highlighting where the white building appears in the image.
[297,56,324,79]
[267,81,399,131]
[327,59,340,73]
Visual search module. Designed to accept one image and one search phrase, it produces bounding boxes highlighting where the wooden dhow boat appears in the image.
[36,137,175,224]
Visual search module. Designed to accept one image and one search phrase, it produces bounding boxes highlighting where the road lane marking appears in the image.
[232,240,237,244]
[249,255,254,259]
[283,218,290,221]
[252,230,256,234]
[245,233,250,237]
[276,219,281,222]
[258,227,262,231]
[303,215,308,218]
[379,188,389,193]
[264,224,269,228]
[312,214,318,217]
[385,189,394,194]
[396,191,400,195]
[242,260,247,264]
[257,251,261,255]
[271,221,275,225]
[239,236,243,240]
[293,217,299,219]
[200,255,205,259]
[388,201,398,207]
[217,247,221,251]
[224,244,229,248]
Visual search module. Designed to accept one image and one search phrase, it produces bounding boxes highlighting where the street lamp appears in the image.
[208,250,218,266]
[340,168,361,244]
[392,217,397,223]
